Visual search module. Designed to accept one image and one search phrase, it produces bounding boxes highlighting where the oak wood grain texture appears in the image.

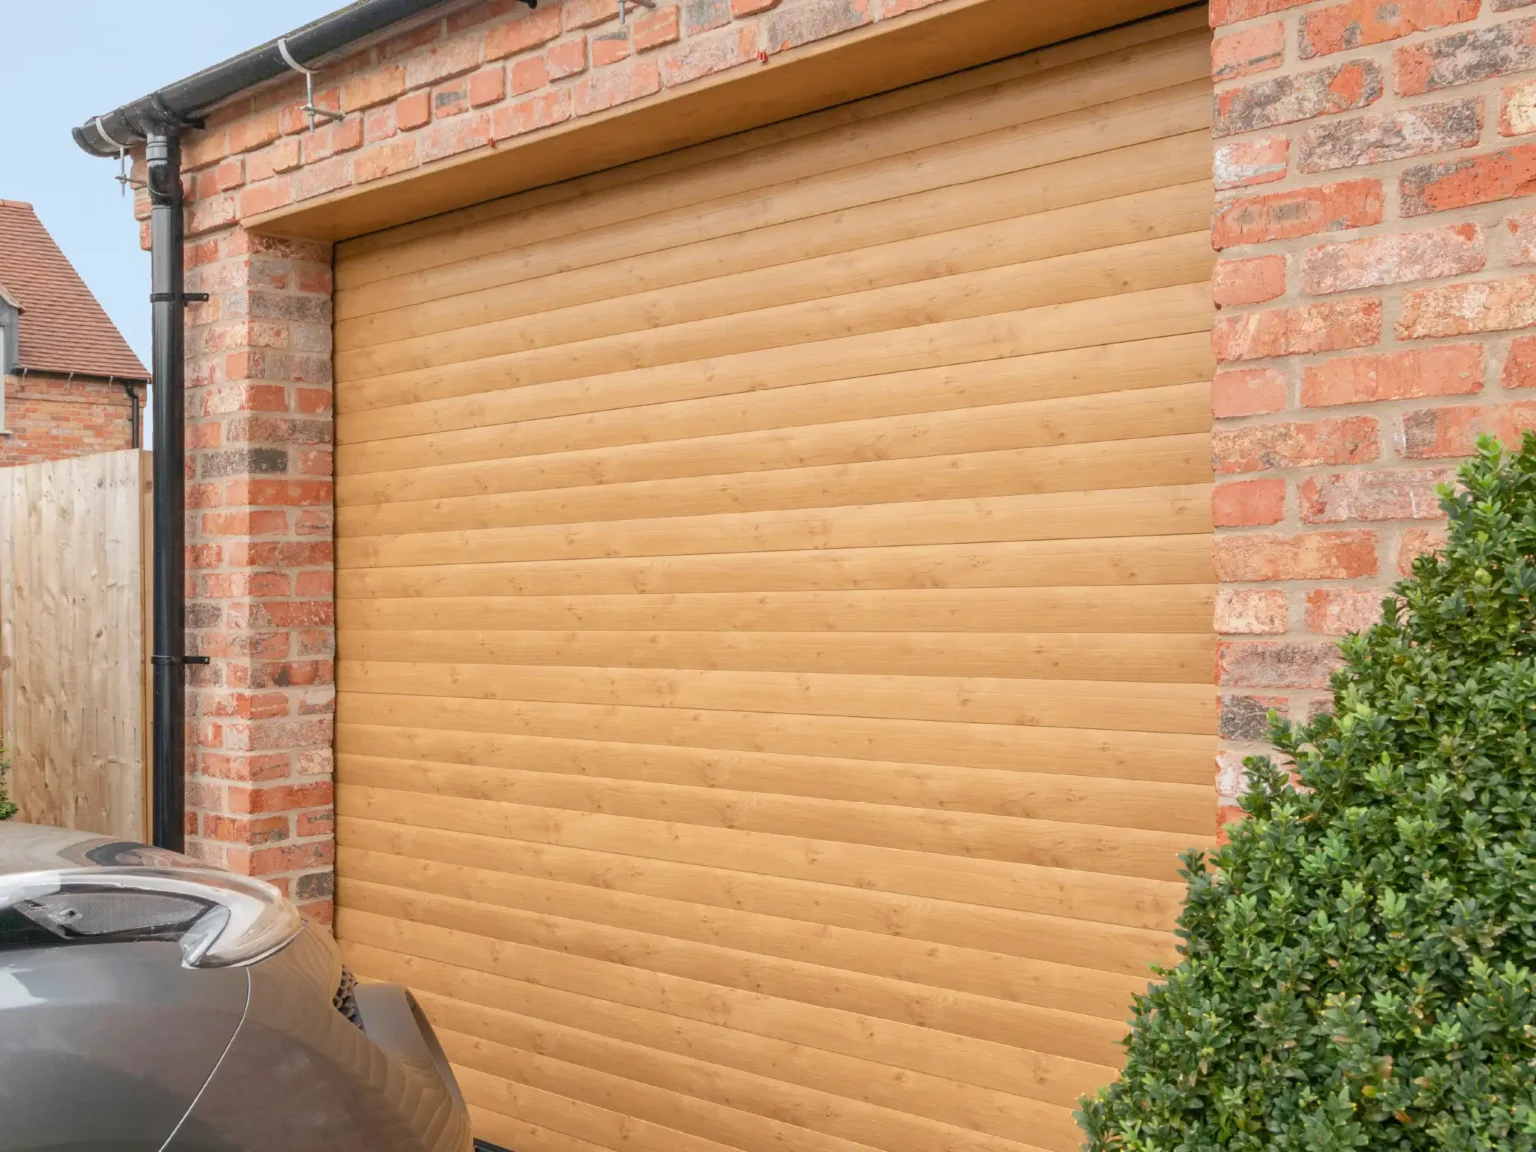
[334,15,1213,1149]
[0,451,146,839]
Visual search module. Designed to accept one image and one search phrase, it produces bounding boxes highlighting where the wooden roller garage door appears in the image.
[332,9,1216,1151]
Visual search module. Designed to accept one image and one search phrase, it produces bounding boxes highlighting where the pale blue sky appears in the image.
[0,1,337,364]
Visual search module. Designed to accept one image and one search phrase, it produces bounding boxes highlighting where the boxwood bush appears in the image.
[1080,435,1536,1152]
[0,741,12,821]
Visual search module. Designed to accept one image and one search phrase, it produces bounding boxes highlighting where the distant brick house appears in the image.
[0,200,147,466]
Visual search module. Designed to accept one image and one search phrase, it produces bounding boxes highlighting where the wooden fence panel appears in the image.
[0,450,150,839]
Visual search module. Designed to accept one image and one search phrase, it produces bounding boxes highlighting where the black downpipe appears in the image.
[123,382,140,449]
[147,130,188,852]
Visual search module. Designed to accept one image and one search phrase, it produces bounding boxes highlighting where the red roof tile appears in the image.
[0,200,147,380]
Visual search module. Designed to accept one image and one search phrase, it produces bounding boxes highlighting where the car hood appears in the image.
[0,822,191,877]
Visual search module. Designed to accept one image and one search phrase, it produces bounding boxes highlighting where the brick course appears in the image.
[1,374,140,466]
[1210,0,1536,817]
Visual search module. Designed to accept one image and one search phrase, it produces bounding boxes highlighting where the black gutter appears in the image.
[73,0,455,157]
[73,0,457,850]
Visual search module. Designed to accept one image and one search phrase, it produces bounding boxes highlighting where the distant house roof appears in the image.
[0,200,147,381]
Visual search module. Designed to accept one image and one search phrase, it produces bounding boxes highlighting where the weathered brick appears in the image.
[1213,179,1383,248]
[1215,415,1380,473]
[432,80,470,119]
[1216,530,1379,581]
[1301,224,1485,294]
[1214,588,1289,635]
[547,37,590,79]
[1299,467,1453,522]
[635,5,682,51]
[1394,16,1536,96]
[352,140,419,184]
[396,91,431,131]
[511,55,551,95]
[1500,77,1536,135]
[1400,404,1483,457]
[1401,142,1536,215]
[661,24,757,85]
[1212,298,1383,362]
[1214,477,1287,526]
[1214,367,1289,417]
[1398,274,1536,337]
[592,29,633,67]
[763,0,869,53]
[493,89,573,138]
[1213,254,1287,307]
[1305,588,1388,635]
[341,66,406,112]
[1399,526,1450,572]
[1503,334,1536,385]
[419,112,490,162]
[1218,640,1344,688]
[1211,0,1313,23]
[1494,399,1536,442]
[1214,136,1289,190]
[1212,21,1285,81]
[684,0,733,33]
[1299,0,1479,58]
[1220,694,1289,739]
[732,0,781,12]
[484,5,563,58]
[565,0,621,28]
[1213,61,1382,138]
[405,38,481,89]
[573,60,662,114]
[1297,96,1482,172]
[1302,344,1484,406]
[1505,209,1536,264]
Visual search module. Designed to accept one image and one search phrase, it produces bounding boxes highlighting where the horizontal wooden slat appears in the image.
[334,728,1213,834]
[338,482,1212,570]
[339,628,1215,683]
[336,533,1216,597]
[336,785,1188,929]
[339,432,1209,538]
[454,1064,738,1152]
[337,380,1208,510]
[336,178,1211,360]
[339,660,1217,737]
[335,36,1210,305]
[340,910,1120,1104]
[337,756,1209,877]
[336,329,1212,468]
[353,943,1084,1151]
[336,585,1217,634]
[338,816,1182,973]
[339,270,1211,414]
[339,847,1151,1015]
[336,7,1209,267]
[342,876,1128,1069]
[426,993,1064,1152]
[442,1024,1030,1152]
[336,693,1215,787]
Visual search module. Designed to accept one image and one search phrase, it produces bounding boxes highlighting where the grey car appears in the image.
[0,822,474,1152]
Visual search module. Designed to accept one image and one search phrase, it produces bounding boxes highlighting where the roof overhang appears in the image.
[248,0,1197,243]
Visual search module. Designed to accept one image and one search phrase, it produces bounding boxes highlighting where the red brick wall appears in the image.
[150,0,966,924]
[1,373,140,466]
[1210,0,1536,819]
[134,0,951,238]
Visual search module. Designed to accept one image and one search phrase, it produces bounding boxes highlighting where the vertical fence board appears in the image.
[0,450,147,839]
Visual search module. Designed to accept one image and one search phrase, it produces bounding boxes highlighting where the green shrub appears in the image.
[1080,434,1536,1152]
